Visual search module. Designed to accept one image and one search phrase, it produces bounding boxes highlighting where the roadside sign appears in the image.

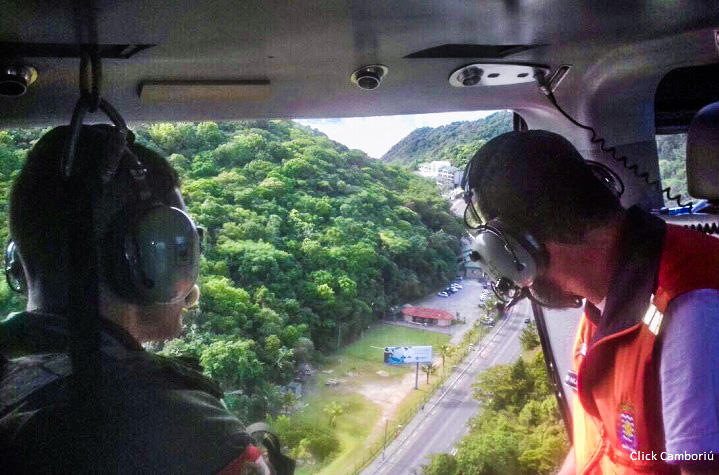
[384,345,433,364]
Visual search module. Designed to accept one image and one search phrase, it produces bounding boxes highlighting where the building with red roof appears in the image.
[401,306,454,327]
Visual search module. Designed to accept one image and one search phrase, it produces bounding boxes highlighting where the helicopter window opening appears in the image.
[655,62,719,134]
[0,111,520,469]
[655,133,693,208]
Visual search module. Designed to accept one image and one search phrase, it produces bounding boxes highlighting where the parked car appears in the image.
[437,291,449,298]
[525,318,531,324]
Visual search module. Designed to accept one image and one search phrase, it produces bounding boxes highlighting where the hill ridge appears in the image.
[380,111,513,169]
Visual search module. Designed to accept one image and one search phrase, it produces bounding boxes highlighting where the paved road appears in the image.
[362,299,530,475]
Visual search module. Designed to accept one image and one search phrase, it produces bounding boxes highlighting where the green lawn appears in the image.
[294,323,451,475]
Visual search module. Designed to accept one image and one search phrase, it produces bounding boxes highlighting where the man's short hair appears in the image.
[466,130,622,243]
[9,125,180,286]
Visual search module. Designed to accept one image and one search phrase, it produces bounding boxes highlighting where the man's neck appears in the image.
[545,212,625,306]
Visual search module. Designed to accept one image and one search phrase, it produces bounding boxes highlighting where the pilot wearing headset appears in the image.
[0,126,274,474]
[462,129,719,474]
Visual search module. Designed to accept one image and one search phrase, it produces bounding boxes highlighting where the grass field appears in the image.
[293,323,451,475]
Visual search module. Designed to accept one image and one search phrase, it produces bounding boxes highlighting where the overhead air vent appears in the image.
[350,65,388,90]
[449,63,549,88]
[405,44,546,59]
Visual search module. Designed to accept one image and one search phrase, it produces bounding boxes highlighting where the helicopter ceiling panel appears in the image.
[0,0,718,126]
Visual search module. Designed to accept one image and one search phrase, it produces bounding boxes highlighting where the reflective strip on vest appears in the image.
[642,300,664,336]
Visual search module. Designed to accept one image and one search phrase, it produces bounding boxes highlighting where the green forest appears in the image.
[380,111,513,169]
[0,121,464,422]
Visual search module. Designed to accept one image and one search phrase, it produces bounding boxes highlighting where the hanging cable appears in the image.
[544,90,692,209]
[63,2,107,470]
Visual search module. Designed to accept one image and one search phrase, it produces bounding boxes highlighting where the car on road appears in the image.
[437,291,449,298]
[451,283,463,289]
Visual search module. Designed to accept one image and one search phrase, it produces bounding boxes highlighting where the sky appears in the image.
[295,110,498,159]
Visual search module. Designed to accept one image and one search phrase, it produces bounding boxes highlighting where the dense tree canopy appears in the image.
[0,120,463,421]
[141,120,465,419]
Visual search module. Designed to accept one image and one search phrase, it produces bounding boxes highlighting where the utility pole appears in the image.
[336,322,341,351]
[383,419,388,460]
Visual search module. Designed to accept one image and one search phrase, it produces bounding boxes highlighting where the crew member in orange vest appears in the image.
[461,123,719,474]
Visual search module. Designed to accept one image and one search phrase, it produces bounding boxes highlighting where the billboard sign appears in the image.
[383,345,433,364]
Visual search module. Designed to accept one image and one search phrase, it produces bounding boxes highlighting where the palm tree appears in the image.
[421,363,438,384]
[323,401,345,427]
[281,390,299,414]
[438,344,453,367]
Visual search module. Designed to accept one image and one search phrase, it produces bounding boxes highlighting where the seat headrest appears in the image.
[687,102,719,200]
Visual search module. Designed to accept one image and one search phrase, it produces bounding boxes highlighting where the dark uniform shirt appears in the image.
[0,311,254,474]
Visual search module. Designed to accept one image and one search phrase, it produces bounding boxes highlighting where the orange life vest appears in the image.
[570,212,719,474]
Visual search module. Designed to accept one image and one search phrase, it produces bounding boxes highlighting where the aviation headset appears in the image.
[4,122,202,305]
[461,157,547,302]
[460,135,622,304]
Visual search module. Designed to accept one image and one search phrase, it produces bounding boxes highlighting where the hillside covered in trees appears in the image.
[379,112,690,207]
[380,111,513,169]
[0,121,463,421]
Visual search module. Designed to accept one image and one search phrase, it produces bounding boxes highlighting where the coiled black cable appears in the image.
[546,91,693,209]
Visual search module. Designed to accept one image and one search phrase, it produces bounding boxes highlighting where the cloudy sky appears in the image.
[295,110,498,158]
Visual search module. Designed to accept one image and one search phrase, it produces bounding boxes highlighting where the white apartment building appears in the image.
[418,160,452,177]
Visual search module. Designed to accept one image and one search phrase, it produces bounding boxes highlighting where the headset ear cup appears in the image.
[122,205,200,304]
[471,219,546,288]
[493,219,547,274]
[4,240,27,295]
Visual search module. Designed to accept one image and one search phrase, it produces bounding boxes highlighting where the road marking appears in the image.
[367,310,521,474]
